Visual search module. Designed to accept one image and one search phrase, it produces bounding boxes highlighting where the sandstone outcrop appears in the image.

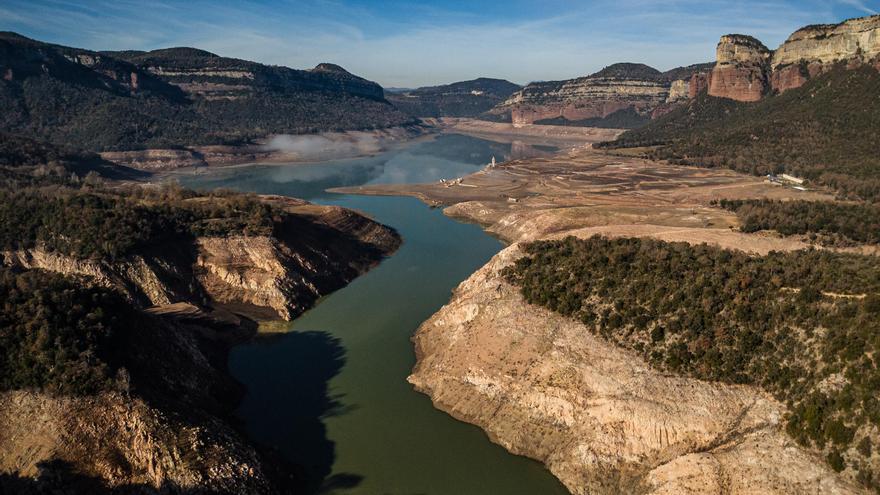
[109,47,386,101]
[665,79,689,102]
[408,242,860,494]
[773,15,880,68]
[706,15,880,100]
[490,64,666,125]
[708,35,771,101]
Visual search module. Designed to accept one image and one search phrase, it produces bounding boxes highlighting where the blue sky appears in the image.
[1,0,877,87]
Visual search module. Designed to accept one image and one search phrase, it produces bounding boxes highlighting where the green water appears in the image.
[179,134,568,494]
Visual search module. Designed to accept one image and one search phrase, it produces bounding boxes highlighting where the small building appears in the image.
[780,173,805,185]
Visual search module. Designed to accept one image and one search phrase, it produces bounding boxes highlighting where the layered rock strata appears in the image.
[0,197,400,320]
[491,64,669,125]
[708,35,771,101]
[489,63,712,126]
[709,15,880,100]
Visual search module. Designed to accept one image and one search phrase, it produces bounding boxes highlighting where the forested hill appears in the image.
[0,32,416,151]
[386,78,521,117]
[598,64,880,201]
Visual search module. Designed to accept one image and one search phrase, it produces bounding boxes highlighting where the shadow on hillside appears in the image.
[236,330,362,494]
[0,330,362,494]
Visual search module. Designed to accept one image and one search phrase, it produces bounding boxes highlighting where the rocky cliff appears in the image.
[708,15,880,100]
[409,242,860,495]
[109,47,386,101]
[707,35,771,101]
[488,63,711,127]
[490,63,668,126]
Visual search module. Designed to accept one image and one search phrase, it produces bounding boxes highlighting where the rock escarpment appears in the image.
[708,14,880,101]
[409,243,860,495]
[0,32,415,152]
[109,47,386,101]
[708,35,771,101]
[491,64,668,126]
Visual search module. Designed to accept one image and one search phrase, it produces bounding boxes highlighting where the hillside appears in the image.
[386,77,520,117]
[599,64,880,201]
[0,32,415,151]
[504,236,880,490]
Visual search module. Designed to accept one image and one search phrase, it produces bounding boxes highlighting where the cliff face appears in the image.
[708,35,771,101]
[492,64,669,126]
[0,197,400,320]
[772,16,880,68]
[110,47,386,101]
[409,243,859,495]
[708,15,880,101]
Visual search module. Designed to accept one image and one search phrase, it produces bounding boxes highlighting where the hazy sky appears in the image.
[1,0,877,87]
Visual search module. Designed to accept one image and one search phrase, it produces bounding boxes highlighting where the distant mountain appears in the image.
[589,62,664,80]
[0,32,415,151]
[486,62,711,128]
[661,62,716,82]
[386,77,521,118]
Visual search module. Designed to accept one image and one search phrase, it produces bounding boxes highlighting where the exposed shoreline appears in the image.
[330,135,868,493]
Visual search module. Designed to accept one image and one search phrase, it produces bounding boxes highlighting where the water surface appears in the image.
[180,134,568,494]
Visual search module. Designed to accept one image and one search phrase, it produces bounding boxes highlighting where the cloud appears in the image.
[837,0,878,14]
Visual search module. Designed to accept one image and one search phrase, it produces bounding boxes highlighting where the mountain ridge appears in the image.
[0,32,416,151]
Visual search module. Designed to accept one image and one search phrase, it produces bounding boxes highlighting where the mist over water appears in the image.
[264,132,386,162]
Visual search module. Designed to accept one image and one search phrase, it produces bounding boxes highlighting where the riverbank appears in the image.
[425,117,625,146]
[408,241,860,495]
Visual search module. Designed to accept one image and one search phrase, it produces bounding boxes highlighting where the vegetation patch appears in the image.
[504,236,880,487]
[0,268,133,395]
[0,184,280,260]
[716,199,880,245]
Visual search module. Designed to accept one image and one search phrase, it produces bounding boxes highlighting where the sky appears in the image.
[1,0,877,87]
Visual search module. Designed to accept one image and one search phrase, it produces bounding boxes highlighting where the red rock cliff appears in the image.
[708,35,770,102]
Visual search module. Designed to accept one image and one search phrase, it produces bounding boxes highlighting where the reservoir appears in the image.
[180,133,569,494]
